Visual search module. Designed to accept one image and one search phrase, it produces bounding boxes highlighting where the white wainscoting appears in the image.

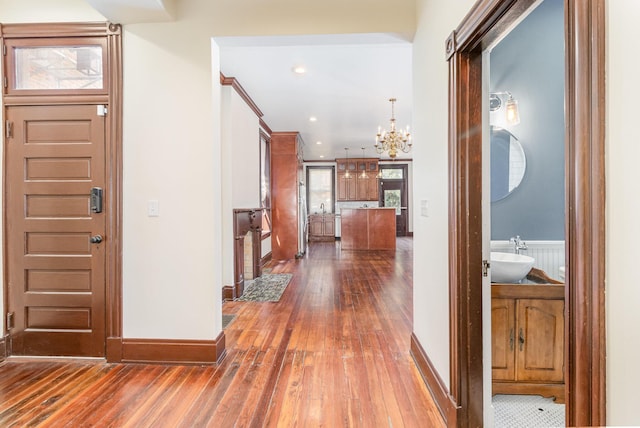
[491,240,565,282]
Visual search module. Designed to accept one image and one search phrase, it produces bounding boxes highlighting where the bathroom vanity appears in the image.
[491,283,565,403]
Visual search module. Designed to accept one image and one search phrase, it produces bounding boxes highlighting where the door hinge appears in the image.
[5,120,13,139]
[6,312,14,330]
[2,45,6,56]
[97,105,107,116]
[482,259,491,277]
[3,76,7,88]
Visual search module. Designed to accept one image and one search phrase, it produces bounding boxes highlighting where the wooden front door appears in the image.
[5,104,107,357]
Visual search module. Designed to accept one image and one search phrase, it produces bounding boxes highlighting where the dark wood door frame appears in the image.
[1,22,123,362]
[378,164,409,236]
[445,1,605,426]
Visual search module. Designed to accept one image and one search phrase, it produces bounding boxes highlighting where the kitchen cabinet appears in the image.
[340,208,395,250]
[336,158,379,201]
[308,214,335,241]
[491,284,565,402]
[271,132,303,260]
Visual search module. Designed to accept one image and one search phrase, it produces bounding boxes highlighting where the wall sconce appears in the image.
[490,91,520,127]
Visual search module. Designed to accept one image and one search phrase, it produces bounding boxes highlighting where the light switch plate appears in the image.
[421,200,429,217]
[148,200,160,217]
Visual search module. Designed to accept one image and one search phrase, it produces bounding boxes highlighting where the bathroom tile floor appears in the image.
[493,394,565,427]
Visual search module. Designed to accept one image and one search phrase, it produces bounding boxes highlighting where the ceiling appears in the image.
[216,34,413,162]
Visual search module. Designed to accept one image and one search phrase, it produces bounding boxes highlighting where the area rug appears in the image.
[222,314,236,329]
[493,394,565,428]
[237,273,292,302]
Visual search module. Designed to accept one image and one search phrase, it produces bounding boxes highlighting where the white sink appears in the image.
[490,252,535,283]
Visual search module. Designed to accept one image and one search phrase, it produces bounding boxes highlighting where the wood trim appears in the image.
[0,335,7,360]
[259,118,272,135]
[260,252,272,270]
[492,382,564,403]
[410,333,458,427]
[120,333,226,365]
[105,23,124,363]
[447,44,484,427]
[564,0,606,425]
[220,73,264,118]
[0,22,117,38]
[491,284,565,300]
[222,285,236,302]
[2,95,110,106]
[443,1,606,426]
[106,337,122,362]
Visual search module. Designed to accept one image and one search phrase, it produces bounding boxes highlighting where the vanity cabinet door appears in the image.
[516,299,564,383]
[492,298,516,381]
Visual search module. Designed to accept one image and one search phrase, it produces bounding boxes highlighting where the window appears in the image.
[5,37,108,95]
[379,168,404,179]
[306,166,335,214]
[259,131,271,233]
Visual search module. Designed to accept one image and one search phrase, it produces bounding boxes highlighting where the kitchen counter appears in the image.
[340,207,396,250]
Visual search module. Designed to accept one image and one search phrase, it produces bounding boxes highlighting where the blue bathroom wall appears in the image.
[490,0,565,240]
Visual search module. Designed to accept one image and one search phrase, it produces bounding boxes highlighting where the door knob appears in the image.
[90,234,103,244]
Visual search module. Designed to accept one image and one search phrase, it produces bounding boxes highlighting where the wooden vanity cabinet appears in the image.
[308,214,335,241]
[491,284,565,402]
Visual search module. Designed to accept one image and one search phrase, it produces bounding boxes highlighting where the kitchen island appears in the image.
[340,207,396,250]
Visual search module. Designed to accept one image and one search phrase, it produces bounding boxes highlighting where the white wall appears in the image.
[606,0,640,424]
[412,0,476,390]
[220,85,262,288]
[121,21,219,339]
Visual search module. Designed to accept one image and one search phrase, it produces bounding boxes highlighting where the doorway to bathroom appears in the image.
[445,0,606,426]
[483,1,567,426]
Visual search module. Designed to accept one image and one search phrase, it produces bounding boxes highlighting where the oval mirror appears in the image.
[490,128,526,202]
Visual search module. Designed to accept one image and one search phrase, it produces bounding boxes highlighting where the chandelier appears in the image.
[374,98,411,159]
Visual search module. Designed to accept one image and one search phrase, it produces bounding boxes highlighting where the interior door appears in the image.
[379,166,408,236]
[5,104,106,357]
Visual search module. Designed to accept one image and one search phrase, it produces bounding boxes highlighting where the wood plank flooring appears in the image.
[0,238,445,427]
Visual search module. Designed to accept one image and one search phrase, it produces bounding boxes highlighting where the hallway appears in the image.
[0,238,444,427]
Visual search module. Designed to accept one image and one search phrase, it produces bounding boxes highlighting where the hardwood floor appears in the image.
[0,238,445,427]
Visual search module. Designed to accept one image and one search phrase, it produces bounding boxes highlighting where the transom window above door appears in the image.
[4,37,108,95]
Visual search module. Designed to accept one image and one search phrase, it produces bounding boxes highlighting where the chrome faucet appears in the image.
[320,202,325,214]
[510,235,528,254]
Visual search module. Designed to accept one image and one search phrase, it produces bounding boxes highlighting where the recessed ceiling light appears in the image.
[292,66,306,74]
[316,141,322,145]
[309,116,317,122]
[319,155,325,158]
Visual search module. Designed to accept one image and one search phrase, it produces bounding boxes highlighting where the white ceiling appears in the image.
[216,34,413,161]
